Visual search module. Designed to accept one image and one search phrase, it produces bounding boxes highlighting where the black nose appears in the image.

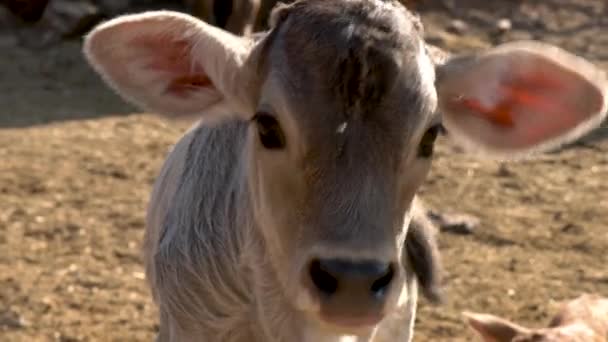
[309,258,395,300]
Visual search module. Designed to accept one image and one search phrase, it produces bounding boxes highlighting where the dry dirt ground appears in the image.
[1,0,608,341]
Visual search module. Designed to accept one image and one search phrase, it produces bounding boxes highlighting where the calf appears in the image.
[83,0,608,341]
[464,294,608,342]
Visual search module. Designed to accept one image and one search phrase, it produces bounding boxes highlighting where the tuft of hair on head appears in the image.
[268,0,295,28]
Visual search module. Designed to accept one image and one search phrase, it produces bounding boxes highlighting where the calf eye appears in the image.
[417,124,442,158]
[252,112,286,150]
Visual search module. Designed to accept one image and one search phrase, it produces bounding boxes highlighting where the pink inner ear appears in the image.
[131,35,212,98]
[166,74,213,98]
[455,97,516,127]
[455,90,565,129]
[455,70,576,128]
[450,66,604,146]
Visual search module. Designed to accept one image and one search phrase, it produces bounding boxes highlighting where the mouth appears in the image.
[320,313,385,330]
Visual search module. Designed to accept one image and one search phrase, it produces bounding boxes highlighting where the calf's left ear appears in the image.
[436,41,607,158]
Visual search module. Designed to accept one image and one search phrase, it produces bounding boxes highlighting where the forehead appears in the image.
[259,0,436,143]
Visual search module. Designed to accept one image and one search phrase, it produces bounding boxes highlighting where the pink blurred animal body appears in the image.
[464,294,608,342]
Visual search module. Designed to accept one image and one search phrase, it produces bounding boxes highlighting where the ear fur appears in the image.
[83,10,257,122]
[436,40,608,159]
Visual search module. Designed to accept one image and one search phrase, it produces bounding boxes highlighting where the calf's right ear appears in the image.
[83,11,257,122]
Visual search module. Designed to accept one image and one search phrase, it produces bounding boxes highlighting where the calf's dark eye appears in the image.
[252,112,286,150]
[417,124,443,158]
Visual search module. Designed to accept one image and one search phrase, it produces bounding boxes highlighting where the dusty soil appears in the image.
[1,0,607,341]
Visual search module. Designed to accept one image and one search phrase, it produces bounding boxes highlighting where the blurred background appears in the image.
[1,0,607,341]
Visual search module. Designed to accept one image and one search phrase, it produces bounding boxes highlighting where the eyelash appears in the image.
[252,112,286,150]
[417,124,443,158]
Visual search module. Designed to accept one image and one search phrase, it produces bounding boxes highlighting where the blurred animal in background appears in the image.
[183,0,261,35]
[1,0,50,22]
[0,0,422,36]
[464,294,608,342]
[0,0,420,37]
[186,0,421,34]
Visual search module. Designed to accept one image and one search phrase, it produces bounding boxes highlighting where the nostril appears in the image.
[309,259,339,295]
[370,264,394,296]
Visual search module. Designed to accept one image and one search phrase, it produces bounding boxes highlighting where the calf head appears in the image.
[83,0,607,334]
